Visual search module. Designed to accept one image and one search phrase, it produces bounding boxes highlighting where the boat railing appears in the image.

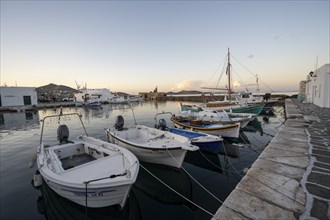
[39,109,88,145]
[153,111,174,128]
[106,104,137,125]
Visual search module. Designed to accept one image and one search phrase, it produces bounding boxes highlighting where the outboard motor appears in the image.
[115,115,124,131]
[57,124,69,144]
[158,119,167,131]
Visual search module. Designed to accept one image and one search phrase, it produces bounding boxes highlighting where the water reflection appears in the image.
[0,101,284,220]
[135,162,192,206]
[0,112,40,131]
[185,151,222,173]
[242,117,263,135]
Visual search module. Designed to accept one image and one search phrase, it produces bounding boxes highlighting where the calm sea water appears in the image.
[0,101,284,220]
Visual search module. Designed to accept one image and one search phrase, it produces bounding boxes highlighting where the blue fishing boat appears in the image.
[155,112,224,154]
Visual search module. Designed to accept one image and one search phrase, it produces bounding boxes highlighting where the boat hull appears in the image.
[225,103,264,115]
[168,128,223,154]
[40,175,133,208]
[191,140,222,154]
[171,118,240,138]
[107,132,188,168]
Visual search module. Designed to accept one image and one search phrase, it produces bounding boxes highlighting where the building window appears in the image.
[23,96,32,105]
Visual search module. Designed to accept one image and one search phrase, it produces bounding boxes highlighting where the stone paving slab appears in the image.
[283,119,310,128]
[259,146,309,169]
[271,138,310,149]
[252,158,306,180]
[213,189,298,220]
[272,132,308,144]
[268,142,309,154]
[240,168,306,209]
[278,126,307,134]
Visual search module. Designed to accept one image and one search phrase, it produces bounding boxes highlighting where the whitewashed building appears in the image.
[305,64,330,108]
[0,87,38,107]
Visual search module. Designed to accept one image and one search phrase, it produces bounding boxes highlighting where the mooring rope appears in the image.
[139,163,215,218]
[198,148,222,170]
[165,148,224,205]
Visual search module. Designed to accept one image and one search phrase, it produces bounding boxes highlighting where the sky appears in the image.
[1,0,329,94]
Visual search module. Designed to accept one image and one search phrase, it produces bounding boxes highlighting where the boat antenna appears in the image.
[130,104,137,125]
[227,48,232,100]
[58,107,63,124]
[256,74,260,93]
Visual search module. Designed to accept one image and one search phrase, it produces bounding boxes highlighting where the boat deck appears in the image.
[60,153,96,170]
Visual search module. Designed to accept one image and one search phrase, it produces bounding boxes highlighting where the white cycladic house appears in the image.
[0,86,38,107]
[305,64,330,108]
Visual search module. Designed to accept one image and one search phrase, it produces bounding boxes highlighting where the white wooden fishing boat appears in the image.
[32,111,139,208]
[105,115,199,168]
[170,115,240,138]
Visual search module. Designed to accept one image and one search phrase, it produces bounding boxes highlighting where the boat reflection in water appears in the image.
[219,117,265,158]
[36,182,141,220]
[242,117,263,135]
[134,162,193,207]
[184,151,222,173]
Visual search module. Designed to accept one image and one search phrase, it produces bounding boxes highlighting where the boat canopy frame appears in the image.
[39,108,88,145]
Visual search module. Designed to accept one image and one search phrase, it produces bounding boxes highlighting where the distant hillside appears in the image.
[36,83,77,93]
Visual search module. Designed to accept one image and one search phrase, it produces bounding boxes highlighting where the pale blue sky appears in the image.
[1,0,329,94]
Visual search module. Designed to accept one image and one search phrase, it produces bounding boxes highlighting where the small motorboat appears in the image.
[105,115,199,168]
[154,112,223,154]
[32,110,139,209]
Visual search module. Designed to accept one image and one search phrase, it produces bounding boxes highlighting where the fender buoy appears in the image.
[33,170,42,188]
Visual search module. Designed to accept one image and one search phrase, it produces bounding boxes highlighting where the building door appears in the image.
[312,86,317,104]
[0,95,2,107]
[23,96,32,105]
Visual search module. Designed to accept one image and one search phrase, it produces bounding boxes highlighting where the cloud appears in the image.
[233,81,241,88]
[170,80,204,91]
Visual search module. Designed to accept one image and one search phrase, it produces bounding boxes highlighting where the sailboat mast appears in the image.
[227,48,232,100]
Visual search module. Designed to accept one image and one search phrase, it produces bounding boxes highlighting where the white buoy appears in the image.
[29,153,37,168]
[33,170,42,187]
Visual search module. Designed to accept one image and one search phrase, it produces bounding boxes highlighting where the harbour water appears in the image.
[0,101,284,220]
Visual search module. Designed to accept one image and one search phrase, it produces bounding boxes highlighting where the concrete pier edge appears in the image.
[212,99,330,220]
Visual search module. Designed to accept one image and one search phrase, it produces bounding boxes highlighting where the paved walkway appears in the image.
[212,99,330,220]
[295,100,330,220]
